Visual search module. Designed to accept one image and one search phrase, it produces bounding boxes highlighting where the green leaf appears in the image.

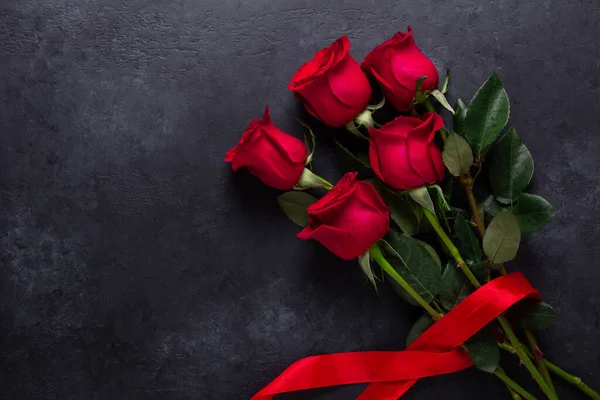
[481,195,504,224]
[358,249,377,289]
[512,194,556,234]
[441,70,450,94]
[376,241,420,306]
[377,189,420,236]
[431,90,455,114]
[381,231,443,304]
[454,215,484,263]
[334,138,373,177]
[469,260,488,281]
[463,72,510,155]
[420,241,442,269]
[483,211,521,263]
[410,200,424,223]
[390,202,420,236]
[466,331,501,373]
[391,282,421,306]
[409,186,435,214]
[518,301,557,331]
[439,261,471,310]
[450,206,469,220]
[277,192,318,227]
[406,314,435,346]
[429,185,451,212]
[443,131,474,176]
[453,98,468,134]
[489,127,534,205]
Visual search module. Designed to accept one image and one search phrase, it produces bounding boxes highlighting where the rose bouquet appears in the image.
[226,28,600,400]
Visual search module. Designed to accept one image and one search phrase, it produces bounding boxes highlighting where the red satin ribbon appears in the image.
[251,272,541,400]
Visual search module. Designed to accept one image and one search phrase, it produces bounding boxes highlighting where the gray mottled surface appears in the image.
[1,1,599,399]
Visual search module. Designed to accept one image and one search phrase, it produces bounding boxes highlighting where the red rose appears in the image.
[297,172,389,260]
[225,106,307,190]
[369,112,445,190]
[289,36,372,128]
[362,27,438,111]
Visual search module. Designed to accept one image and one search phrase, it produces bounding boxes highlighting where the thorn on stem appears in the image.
[535,346,544,357]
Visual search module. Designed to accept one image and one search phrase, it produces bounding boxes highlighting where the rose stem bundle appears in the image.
[424,98,555,391]
[460,173,600,400]
[369,243,536,400]
[461,175,555,392]
[422,208,557,400]
[500,342,600,400]
[424,98,600,400]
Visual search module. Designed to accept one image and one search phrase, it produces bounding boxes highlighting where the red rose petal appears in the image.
[327,54,371,108]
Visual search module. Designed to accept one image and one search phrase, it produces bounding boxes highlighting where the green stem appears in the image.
[422,208,559,400]
[509,387,524,400]
[508,387,524,400]
[498,317,558,400]
[500,265,555,393]
[373,241,537,399]
[423,209,480,288]
[544,360,600,400]
[424,99,447,142]
[369,244,443,320]
[501,343,600,400]
[496,367,537,400]
[459,176,557,394]
[525,327,556,394]
[459,175,486,238]
[424,98,436,113]
[432,299,444,315]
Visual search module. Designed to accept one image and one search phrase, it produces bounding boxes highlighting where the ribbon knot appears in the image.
[251,272,540,400]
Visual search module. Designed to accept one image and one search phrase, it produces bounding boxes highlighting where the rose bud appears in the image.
[297,172,390,260]
[362,27,438,111]
[225,106,307,190]
[369,112,445,190]
[289,36,372,128]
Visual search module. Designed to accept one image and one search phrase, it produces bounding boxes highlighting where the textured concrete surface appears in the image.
[1,1,599,399]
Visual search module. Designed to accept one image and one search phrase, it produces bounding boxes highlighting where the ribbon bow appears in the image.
[251,272,540,400]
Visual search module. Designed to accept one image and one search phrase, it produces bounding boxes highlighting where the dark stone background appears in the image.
[1,1,599,399]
